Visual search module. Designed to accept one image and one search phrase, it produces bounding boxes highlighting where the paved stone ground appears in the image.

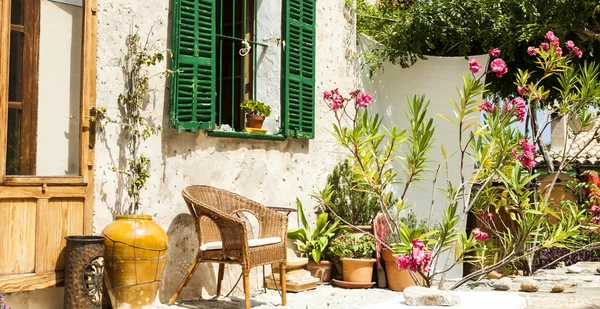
[160,262,600,309]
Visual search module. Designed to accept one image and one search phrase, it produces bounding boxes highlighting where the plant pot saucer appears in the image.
[245,127,267,134]
[332,279,375,289]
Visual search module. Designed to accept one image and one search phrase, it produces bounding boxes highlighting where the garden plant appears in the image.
[323,31,600,289]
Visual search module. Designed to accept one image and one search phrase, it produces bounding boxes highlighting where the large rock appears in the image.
[596,266,600,274]
[403,286,461,306]
[493,277,512,291]
[519,278,539,292]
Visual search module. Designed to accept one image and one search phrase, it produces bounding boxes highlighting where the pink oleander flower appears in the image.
[323,88,347,111]
[489,47,501,58]
[556,47,563,57]
[490,58,508,78]
[511,96,526,122]
[546,31,557,42]
[541,42,550,50]
[356,92,373,108]
[472,228,489,242]
[478,100,495,113]
[566,40,575,50]
[592,216,600,225]
[513,138,536,168]
[517,86,529,96]
[573,47,583,58]
[411,238,425,250]
[395,254,412,269]
[591,205,600,215]
[469,58,482,73]
[527,46,538,56]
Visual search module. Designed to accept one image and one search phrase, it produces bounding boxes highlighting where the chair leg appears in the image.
[279,261,287,306]
[216,263,225,297]
[243,268,251,309]
[169,256,202,305]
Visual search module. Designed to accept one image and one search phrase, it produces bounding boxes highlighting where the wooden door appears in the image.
[0,0,98,292]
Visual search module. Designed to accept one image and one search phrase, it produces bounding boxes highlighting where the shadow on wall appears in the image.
[159,213,217,302]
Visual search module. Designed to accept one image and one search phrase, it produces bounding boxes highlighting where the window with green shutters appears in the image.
[169,0,317,139]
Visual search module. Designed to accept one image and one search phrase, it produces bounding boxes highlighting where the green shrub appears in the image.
[330,230,376,259]
[240,100,271,116]
[314,160,387,225]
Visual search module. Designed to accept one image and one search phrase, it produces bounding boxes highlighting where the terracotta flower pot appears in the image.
[246,114,265,129]
[102,215,168,309]
[307,260,332,283]
[382,248,422,291]
[341,258,376,283]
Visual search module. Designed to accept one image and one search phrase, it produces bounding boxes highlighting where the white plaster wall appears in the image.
[358,36,488,279]
[36,0,82,176]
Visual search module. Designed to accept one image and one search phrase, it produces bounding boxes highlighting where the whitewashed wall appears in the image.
[358,36,487,279]
[6,0,357,308]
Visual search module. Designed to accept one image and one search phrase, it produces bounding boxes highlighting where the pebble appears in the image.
[566,265,582,273]
[551,283,565,293]
[519,278,539,292]
[596,266,600,274]
[493,277,512,291]
[487,271,502,279]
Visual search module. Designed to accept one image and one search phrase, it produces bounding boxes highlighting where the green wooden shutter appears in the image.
[282,0,316,139]
[170,0,216,133]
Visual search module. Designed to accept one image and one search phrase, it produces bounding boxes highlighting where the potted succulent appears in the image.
[240,99,272,129]
[330,230,377,287]
[287,198,348,283]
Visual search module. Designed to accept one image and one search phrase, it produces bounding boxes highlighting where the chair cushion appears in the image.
[200,237,282,251]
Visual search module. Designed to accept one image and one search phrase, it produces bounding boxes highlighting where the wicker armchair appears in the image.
[169,185,288,309]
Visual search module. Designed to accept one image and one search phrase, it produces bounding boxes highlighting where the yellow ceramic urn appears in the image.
[102,215,168,309]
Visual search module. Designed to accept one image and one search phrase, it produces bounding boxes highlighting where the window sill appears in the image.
[207,131,287,141]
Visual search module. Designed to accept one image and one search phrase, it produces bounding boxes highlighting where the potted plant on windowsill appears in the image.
[330,230,377,288]
[241,99,271,130]
[287,198,348,283]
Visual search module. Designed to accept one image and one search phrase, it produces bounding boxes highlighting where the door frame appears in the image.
[0,0,98,292]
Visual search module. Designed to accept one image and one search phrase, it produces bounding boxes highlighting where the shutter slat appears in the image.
[169,0,216,133]
[283,0,316,139]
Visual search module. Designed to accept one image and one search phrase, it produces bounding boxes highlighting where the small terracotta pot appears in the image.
[307,260,332,283]
[382,248,422,291]
[246,114,265,129]
[341,258,376,283]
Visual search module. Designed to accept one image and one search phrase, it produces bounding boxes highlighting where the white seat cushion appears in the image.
[200,237,282,251]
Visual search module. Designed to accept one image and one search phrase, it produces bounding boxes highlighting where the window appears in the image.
[7,0,39,175]
[4,0,83,176]
[169,0,316,139]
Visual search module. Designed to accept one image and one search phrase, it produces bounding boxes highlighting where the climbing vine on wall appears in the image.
[97,26,170,215]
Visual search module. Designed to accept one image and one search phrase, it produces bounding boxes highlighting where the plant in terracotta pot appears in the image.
[96,29,168,309]
[330,230,377,287]
[241,99,272,129]
[287,198,348,283]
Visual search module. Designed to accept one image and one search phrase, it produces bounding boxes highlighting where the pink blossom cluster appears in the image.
[478,100,495,113]
[528,31,583,59]
[323,88,373,111]
[590,205,600,225]
[471,227,489,242]
[395,239,433,273]
[468,47,508,78]
[510,97,527,122]
[512,138,536,168]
